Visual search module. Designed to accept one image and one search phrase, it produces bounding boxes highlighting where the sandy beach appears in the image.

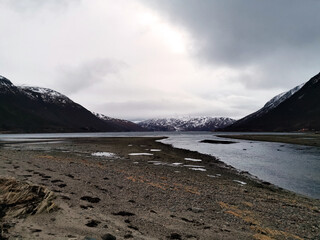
[0,137,319,240]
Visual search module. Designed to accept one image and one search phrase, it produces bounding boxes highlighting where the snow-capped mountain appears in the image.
[0,75,138,133]
[237,82,306,123]
[19,86,74,105]
[225,72,320,131]
[257,82,305,117]
[138,116,236,131]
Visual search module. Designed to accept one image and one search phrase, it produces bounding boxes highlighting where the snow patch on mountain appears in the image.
[93,112,114,121]
[235,82,306,124]
[138,116,236,131]
[19,86,73,104]
[0,75,14,88]
[263,82,305,111]
[93,112,133,124]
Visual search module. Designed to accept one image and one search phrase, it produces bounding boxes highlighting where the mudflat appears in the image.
[0,137,319,240]
[220,133,320,147]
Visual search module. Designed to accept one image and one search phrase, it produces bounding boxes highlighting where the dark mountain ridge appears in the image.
[93,112,145,132]
[0,75,140,133]
[224,72,320,132]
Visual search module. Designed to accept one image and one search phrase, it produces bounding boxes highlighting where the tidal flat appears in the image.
[0,137,319,239]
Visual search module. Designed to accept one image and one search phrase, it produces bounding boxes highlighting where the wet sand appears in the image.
[0,137,319,239]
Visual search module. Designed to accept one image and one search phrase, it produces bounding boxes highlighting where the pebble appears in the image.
[188,207,205,213]
[101,233,116,240]
[168,233,182,239]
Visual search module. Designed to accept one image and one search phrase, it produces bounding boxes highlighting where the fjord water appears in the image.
[159,132,320,199]
[0,132,319,199]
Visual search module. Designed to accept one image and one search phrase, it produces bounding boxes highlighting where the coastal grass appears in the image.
[220,133,320,147]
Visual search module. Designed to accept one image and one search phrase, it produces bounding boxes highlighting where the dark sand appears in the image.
[0,137,319,240]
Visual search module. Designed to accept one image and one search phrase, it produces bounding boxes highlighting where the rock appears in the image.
[85,220,101,227]
[80,196,101,203]
[101,233,116,240]
[188,207,205,213]
[168,233,182,239]
[112,211,135,216]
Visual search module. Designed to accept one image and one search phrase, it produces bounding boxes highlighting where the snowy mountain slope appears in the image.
[138,116,236,131]
[93,112,145,131]
[224,72,320,131]
[259,82,305,115]
[238,82,306,123]
[0,75,134,133]
[19,86,73,105]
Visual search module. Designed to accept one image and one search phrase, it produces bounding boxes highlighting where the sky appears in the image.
[0,0,319,121]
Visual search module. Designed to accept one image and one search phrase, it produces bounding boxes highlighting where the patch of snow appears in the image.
[92,152,117,157]
[185,158,202,162]
[150,149,161,152]
[171,162,183,166]
[263,82,305,110]
[129,153,153,156]
[233,180,247,185]
[208,174,221,178]
[19,86,72,104]
[190,168,207,172]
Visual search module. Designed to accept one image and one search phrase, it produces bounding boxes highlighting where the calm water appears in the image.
[0,132,319,199]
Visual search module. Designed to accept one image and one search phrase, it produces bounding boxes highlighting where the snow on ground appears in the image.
[92,152,117,157]
[185,158,202,162]
[171,163,183,166]
[190,168,207,172]
[150,149,162,152]
[207,174,222,178]
[233,180,247,185]
[129,153,153,156]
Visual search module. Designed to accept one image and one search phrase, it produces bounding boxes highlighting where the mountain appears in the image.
[0,75,136,133]
[224,72,320,132]
[93,112,145,132]
[138,116,236,131]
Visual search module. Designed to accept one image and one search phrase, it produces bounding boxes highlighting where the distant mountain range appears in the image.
[138,117,236,131]
[93,112,145,132]
[224,72,320,132]
[0,75,141,133]
[2,72,319,133]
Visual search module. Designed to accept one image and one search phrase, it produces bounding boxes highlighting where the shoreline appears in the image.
[1,137,319,239]
[219,133,320,148]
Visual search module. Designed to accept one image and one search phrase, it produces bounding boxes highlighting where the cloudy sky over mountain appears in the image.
[1,0,319,120]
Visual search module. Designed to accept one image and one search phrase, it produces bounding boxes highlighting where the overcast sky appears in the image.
[1,0,319,121]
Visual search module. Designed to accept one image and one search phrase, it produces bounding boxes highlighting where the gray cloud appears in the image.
[94,100,207,121]
[1,0,318,121]
[57,58,128,94]
[141,0,320,88]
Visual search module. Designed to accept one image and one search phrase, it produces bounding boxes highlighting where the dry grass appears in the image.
[0,178,56,219]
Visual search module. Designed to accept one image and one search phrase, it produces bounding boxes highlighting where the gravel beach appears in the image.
[0,137,319,240]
